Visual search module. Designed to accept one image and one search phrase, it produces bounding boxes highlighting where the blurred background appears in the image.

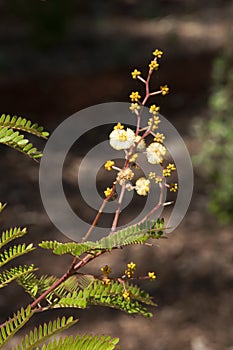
[0,1,233,349]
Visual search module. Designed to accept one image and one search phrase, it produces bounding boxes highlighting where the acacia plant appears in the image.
[193,54,233,223]
[0,50,177,349]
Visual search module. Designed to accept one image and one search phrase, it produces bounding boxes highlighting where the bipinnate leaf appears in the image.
[0,265,37,288]
[37,334,119,350]
[0,114,49,160]
[0,306,33,349]
[0,227,28,250]
[12,316,78,350]
[39,219,165,258]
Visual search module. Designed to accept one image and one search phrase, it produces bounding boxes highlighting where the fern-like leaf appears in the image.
[16,273,69,302]
[12,316,78,350]
[96,219,164,250]
[39,219,165,258]
[37,334,119,350]
[39,241,94,257]
[0,126,43,159]
[0,243,34,268]
[17,273,94,304]
[0,265,37,288]
[0,306,33,349]
[48,275,95,303]
[16,272,41,298]
[56,279,156,317]
[0,114,49,138]
[0,227,27,249]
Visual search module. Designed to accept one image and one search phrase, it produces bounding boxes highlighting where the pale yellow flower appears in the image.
[129,153,138,163]
[110,127,135,150]
[114,122,124,130]
[122,291,131,300]
[148,172,156,179]
[167,163,176,171]
[152,49,163,58]
[127,262,136,270]
[130,103,140,113]
[163,169,171,177]
[149,61,159,71]
[117,168,134,185]
[146,142,166,164]
[104,160,115,171]
[131,69,141,79]
[149,104,160,114]
[154,132,165,143]
[160,85,169,95]
[130,91,141,102]
[170,183,178,192]
[135,177,150,196]
[148,271,157,280]
[104,187,112,197]
[155,177,162,183]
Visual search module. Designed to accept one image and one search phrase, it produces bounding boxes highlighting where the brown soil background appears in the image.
[0,1,233,349]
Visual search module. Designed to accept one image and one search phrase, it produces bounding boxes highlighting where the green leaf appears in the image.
[0,114,49,138]
[0,114,49,160]
[38,241,94,257]
[0,128,43,160]
[56,279,156,318]
[0,265,38,288]
[16,273,95,304]
[39,219,165,258]
[37,334,119,350]
[0,227,27,249]
[0,243,35,268]
[16,272,41,298]
[12,316,78,350]
[0,306,33,349]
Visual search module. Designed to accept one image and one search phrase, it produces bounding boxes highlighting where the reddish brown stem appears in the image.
[0,251,103,330]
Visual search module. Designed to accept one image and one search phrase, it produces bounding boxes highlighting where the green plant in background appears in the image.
[193,55,233,224]
[0,51,175,349]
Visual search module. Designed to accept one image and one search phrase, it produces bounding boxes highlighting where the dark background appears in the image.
[0,1,232,349]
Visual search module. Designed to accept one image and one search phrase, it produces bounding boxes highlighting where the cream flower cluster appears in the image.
[109,124,167,165]
[109,126,135,151]
[146,142,167,164]
[103,50,177,199]
[107,122,168,196]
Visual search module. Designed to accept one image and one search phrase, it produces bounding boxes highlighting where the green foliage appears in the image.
[0,114,49,138]
[17,274,93,302]
[193,55,233,223]
[0,51,172,348]
[12,316,78,350]
[37,220,162,317]
[0,202,120,348]
[0,203,160,348]
[0,226,27,249]
[0,306,34,349]
[0,265,37,289]
[0,209,38,288]
[38,334,119,350]
[39,218,165,257]
[16,271,42,298]
[0,114,49,160]
[57,279,156,317]
[0,243,34,268]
